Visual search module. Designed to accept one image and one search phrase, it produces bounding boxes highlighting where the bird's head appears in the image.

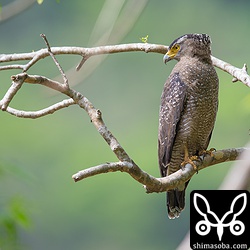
[163,33,212,64]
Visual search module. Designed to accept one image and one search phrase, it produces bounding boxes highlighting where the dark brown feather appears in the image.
[158,34,219,219]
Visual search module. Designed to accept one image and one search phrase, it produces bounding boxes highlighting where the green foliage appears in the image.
[0,197,30,241]
[140,35,149,43]
[0,162,31,249]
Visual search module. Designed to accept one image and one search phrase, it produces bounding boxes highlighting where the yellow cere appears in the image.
[167,44,180,58]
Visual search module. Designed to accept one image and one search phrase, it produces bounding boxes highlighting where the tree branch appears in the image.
[2,71,132,165]
[0,74,24,110]
[6,98,75,118]
[72,148,249,193]
[0,43,167,72]
[1,43,249,86]
[0,39,249,193]
[40,34,69,87]
[211,56,250,87]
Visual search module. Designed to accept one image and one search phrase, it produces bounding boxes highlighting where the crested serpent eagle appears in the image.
[158,33,219,219]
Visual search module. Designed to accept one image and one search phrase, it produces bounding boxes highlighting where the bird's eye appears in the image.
[173,44,180,50]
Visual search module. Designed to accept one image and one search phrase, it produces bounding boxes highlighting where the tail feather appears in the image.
[167,189,186,219]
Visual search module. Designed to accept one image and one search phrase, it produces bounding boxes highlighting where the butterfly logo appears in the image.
[193,193,247,241]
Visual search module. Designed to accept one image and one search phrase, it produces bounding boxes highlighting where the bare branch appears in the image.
[1,70,129,165]
[17,73,69,93]
[0,73,25,110]
[72,148,249,193]
[5,99,75,118]
[0,72,76,117]
[1,40,249,196]
[211,56,250,87]
[0,43,168,79]
[1,43,249,87]
[40,34,69,87]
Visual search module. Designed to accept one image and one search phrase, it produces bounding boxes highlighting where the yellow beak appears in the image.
[163,49,176,64]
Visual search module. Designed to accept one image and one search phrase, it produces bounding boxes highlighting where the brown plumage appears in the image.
[158,34,219,219]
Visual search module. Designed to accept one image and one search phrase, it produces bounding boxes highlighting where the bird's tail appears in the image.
[167,189,186,219]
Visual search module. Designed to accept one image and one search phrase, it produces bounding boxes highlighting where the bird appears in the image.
[158,33,219,219]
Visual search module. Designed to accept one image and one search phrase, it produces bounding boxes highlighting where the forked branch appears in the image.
[72,147,248,193]
[0,35,249,192]
[1,42,249,86]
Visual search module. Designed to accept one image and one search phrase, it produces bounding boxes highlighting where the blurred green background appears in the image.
[0,0,249,249]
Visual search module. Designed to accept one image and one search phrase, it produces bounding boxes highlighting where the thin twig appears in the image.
[40,34,69,87]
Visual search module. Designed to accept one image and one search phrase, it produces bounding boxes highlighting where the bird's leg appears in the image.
[181,144,199,172]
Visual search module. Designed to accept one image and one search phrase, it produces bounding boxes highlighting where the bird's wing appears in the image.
[158,72,187,177]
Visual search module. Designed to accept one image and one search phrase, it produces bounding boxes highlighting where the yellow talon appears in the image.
[181,144,199,173]
[199,148,216,157]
